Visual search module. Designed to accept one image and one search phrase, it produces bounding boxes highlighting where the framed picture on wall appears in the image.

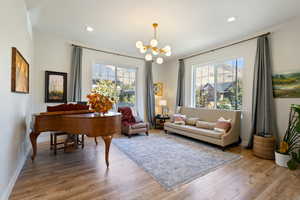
[11,47,29,93]
[154,82,163,96]
[45,71,67,103]
[272,72,300,98]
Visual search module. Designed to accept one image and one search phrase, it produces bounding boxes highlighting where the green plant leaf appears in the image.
[291,152,298,159]
[287,159,298,170]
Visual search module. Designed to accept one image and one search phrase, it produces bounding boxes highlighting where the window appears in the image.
[92,64,137,108]
[193,58,244,110]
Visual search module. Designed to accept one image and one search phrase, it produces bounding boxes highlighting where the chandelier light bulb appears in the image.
[145,53,153,61]
[156,57,164,64]
[140,47,147,54]
[150,39,158,47]
[163,45,171,52]
[165,51,172,56]
[152,49,159,55]
[136,41,143,49]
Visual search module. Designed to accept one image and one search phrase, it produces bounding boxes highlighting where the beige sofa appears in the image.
[164,107,241,149]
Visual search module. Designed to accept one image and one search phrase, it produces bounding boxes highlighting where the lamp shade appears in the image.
[159,99,167,106]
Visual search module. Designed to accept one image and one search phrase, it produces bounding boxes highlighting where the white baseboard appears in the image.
[1,146,31,200]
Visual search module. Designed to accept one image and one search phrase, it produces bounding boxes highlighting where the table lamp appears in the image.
[159,99,167,116]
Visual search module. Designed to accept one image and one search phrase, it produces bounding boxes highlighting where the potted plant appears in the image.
[275,104,300,167]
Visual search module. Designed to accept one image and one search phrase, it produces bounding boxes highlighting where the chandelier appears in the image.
[135,23,171,64]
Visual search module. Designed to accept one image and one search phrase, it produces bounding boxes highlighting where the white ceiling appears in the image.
[25,0,300,61]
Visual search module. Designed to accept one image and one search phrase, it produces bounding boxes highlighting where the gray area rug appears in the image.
[113,133,241,190]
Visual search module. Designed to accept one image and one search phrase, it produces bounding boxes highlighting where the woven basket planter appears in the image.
[253,135,275,160]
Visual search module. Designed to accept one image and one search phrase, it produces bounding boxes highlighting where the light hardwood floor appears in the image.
[10,130,300,200]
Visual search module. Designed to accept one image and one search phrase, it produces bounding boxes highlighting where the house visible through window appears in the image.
[92,64,137,108]
[192,58,244,110]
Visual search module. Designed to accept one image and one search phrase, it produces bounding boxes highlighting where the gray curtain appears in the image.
[176,59,185,107]
[69,46,82,102]
[145,61,155,127]
[247,36,276,148]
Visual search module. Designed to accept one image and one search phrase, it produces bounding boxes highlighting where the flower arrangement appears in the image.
[87,93,113,114]
[87,80,118,114]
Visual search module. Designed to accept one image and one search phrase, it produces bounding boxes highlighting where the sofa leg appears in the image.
[128,134,131,138]
[164,130,168,134]
[221,146,226,151]
[146,131,149,136]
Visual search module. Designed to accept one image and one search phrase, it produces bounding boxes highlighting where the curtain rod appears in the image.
[71,44,144,61]
[180,32,271,61]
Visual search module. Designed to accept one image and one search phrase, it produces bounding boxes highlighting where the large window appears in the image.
[92,64,137,108]
[193,58,244,110]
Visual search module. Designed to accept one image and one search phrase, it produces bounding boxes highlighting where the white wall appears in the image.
[270,17,300,138]
[161,16,300,145]
[32,30,72,113]
[0,0,34,199]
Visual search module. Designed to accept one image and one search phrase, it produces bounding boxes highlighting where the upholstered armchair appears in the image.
[118,107,149,138]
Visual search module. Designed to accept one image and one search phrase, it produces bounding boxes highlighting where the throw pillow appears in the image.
[196,121,216,130]
[214,117,232,133]
[186,117,200,126]
[171,114,185,122]
[173,114,186,125]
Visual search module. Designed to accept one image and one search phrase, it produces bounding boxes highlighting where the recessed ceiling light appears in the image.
[86,26,94,32]
[227,17,236,23]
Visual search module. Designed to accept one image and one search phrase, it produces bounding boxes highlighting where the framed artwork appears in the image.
[272,72,300,98]
[45,71,67,103]
[11,47,29,93]
[154,82,163,96]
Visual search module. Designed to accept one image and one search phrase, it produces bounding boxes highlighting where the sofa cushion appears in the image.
[164,122,223,139]
[185,117,200,126]
[196,121,216,130]
[131,123,147,129]
[214,117,231,133]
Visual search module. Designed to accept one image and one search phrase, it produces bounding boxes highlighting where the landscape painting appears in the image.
[45,71,67,103]
[272,72,300,98]
[11,47,29,93]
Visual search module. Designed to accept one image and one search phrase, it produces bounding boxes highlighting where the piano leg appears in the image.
[102,135,113,167]
[30,131,41,161]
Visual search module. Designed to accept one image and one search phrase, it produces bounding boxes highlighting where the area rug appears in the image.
[113,133,241,190]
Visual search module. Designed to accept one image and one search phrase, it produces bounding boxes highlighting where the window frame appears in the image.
[92,63,138,109]
[192,57,243,110]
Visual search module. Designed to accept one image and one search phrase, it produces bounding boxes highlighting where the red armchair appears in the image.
[118,107,149,138]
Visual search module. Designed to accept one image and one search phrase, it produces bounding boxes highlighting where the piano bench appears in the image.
[50,132,85,155]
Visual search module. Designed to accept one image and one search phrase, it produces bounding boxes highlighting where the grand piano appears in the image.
[30,109,121,167]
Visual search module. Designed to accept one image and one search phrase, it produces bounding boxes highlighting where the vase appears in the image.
[275,151,291,168]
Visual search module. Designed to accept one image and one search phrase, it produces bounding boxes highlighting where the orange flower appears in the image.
[87,93,113,114]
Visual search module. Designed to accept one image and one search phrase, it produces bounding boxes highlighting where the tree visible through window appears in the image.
[193,58,244,110]
[92,64,137,108]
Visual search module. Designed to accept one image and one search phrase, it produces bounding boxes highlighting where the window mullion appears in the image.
[213,65,217,109]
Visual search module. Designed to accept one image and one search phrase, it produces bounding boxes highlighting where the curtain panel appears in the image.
[176,59,185,107]
[247,36,277,148]
[145,61,155,127]
[69,46,82,102]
